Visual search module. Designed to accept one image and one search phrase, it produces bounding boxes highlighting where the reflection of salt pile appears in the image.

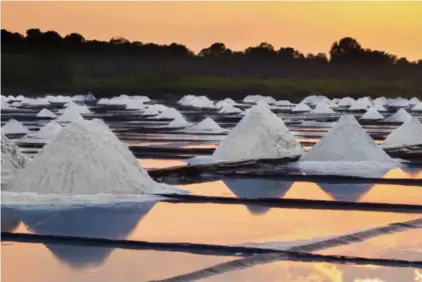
[360,107,384,120]
[1,134,29,186]
[36,108,57,118]
[223,178,292,215]
[309,103,335,114]
[56,107,84,122]
[190,117,225,132]
[6,119,156,194]
[167,115,191,128]
[381,117,422,149]
[1,119,30,135]
[291,103,311,112]
[316,182,374,202]
[385,108,412,123]
[212,105,304,162]
[301,115,391,162]
[26,121,62,140]
[20,203,154,268]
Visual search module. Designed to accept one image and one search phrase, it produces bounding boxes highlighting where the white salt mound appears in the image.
[190,117,223,132]
[153,108,183,119]
[409,97,420,105]
[373,104,387,112]
[381,117,422,149]
[56,107,84,122]
[388,98,409,108]
[1,134,29,186]
[300,115,391,162]
[6,119,156,195]
[1,96,13,110]
[309,103,335,114]
[219,104,242,114]
[412,102,422,112]
[216,98,237,108]
[2,119,30,135]
[373,97,387,105]
[275,100,292,106]
[360,107,384,120]
[36,108,57,118]
[291,103,311,112]
[385,108,412,123]
[349,97,372,111]
[338,97,355,107]
[212,105,304,162]
[167,115,191,128]
[60,101,91,114]
[26,121,62,140]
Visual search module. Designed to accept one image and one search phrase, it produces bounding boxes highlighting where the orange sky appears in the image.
[2,1,422,60]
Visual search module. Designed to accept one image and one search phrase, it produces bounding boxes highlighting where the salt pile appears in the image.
[85,93,96,101]
[178,95,214,108]
[243,95,276,104]
[11,102,21,107]
[373,97,387,105]
[275,100,292,106]
[1,134,29,186]
[291,103,311,112]
[56,107,84,123]
[360,107,384,120]
[167,115,191,128]
[300,115,391,162]
[337,97,355,107]
[5,119,158,195]
[349,97,372,111]
[216,98,237,108]
[302,95,330,105]
[381,117,422,149]
[385,108,412,123]
[31,98,50,107]
[190,117,225,132]
[409,97,420,105]
[152,108,183,119]
[328,101,338,109]
[47,95,70,104]
[26,121,62,140]
[36,108,57,118]
[1,96,13,110]
[388,98,409,108]
[373,103,387,112]
[1,119,30,135]
[412,102,422,112]
[60,101,91,114]
[219,104,242,114]
[72,95,86,102]
[309,102,335,114]
[212,105,304,162]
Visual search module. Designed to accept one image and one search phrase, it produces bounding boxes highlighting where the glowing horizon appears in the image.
[2,1,422,60]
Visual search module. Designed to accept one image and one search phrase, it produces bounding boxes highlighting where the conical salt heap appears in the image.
[291,103,311,112]
[360,107,384,120]
[26,121,62,140]
[301,115,391,162]
[6,119,156,194]
[191,117,224,131]
[1,119,30,135]
[36,108,57,118]
[385,108,412,123]
[1,134,29,186]
[381,117,422,149]
[56,107,84,122]
[309,102,335,114]
[167,115,191,128]
[212,105,304,162]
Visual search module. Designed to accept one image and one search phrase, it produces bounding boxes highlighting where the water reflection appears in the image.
[17,202,155,268]
[138,158,186,169]
[223,178,292,215]
[316,182,373,202]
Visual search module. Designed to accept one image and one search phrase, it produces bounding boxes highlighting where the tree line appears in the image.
[2,28,421,65]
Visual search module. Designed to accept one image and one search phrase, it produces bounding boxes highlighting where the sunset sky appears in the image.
[2,1,422,60]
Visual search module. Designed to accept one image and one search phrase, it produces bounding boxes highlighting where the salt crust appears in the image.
[212,104,304,162]
[381,117,422,149]
[300,115,392,162]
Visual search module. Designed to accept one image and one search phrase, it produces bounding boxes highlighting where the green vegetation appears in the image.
[2,28,421,99]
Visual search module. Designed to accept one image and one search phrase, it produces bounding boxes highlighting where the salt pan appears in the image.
[381,117,422,149]
[360,107,384,120]
[5,119,157,195]
[300,115,391,162]
[385,108,412,123]
[36,108,57,118]
[2,119,30,135]
[212,105,304,162]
